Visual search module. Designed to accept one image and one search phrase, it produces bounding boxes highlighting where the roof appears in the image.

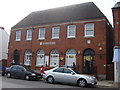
[112,2,120,9]
[12,2,105,29]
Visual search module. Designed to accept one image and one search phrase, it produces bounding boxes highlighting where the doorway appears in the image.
[82,48,95,74]
[13,49,20,65]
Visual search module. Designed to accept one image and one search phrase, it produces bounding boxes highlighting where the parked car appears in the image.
[5,65,42,80]
[0,65,6,76]
[43,67,97,87]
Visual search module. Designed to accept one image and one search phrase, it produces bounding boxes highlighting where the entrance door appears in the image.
[83,49,95,74]
[13,50,20,65]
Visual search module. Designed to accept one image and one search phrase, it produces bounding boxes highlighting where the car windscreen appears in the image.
[71,69,81,74]
[24,66,33,71]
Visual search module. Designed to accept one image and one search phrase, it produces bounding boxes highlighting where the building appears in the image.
[8,2,114,80]
[0,27,9,66]
[112,2,120,84]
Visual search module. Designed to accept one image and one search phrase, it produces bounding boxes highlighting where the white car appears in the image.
[43,67,97,87]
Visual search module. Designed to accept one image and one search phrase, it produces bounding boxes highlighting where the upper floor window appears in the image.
[38,28,46,40]
[67,25,76,38]
[16,31,21,41]
[85,23,94,37]
[26,30,32,40]
[52,26,60,39]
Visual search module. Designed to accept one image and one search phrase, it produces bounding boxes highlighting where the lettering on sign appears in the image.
[40,42,56,45]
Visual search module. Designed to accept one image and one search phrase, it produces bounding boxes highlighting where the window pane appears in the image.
[36,50,45,66]
[52,26,60,39]
[39,28,46,39]
[85,23,94,37]
[67,25,76,38]
[26,30,32,40]
[16,31,21,41]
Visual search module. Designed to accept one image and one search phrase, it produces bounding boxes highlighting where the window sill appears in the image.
[67,37,76,39]
[51,38,59,40]
[15,40,21,42]
[84,36,94,38]
[38,38,45,40]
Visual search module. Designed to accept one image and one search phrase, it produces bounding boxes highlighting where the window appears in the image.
[53,68,64,73]
[16,31,21,41]
[64,68,72,74]
[67,25,76,38]
[52,26,60,39]
[85,23,94,37]
[50,49,59,66]
[38,28,46,40]
[66,49,76,66]
[24,50,32,66]
[36,50,45,66]
[26,30,32,40]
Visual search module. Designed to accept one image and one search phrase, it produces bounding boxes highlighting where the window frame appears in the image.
[84,23,94,37]
[50,49,59,67]
[38,28,46,40]
[67,25,76,38]
[15,31,21,41]
[36,50,45,66]
[26,30,32,40]
[52,26,60,39]
[24,50,32,66]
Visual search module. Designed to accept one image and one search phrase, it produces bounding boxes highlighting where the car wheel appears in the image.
[25,75,30,80]
[7,73,11,78]
[46,76,54,84]
[77,79,87,87]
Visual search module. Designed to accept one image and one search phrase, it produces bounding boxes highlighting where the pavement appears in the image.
[97,80,120,88]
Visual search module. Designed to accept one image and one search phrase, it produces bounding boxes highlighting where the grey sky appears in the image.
[0,0,119,34]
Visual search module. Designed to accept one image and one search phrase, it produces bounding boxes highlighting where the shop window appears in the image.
[24,50,32,66]
[50,49,59,66]
[66,49,76,66]
[36,50,45,66]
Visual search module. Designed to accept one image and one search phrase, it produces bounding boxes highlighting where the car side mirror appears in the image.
[71,72,75,75]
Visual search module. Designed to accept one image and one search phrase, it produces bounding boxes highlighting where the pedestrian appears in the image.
[40,65,45,74]
[11,60,15,65]
[72,62,76,71]
[45,62,49,71]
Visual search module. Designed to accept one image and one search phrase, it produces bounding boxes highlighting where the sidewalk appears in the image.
[97,80,120,88]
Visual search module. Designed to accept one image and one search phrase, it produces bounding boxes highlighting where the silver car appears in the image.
[43,67,97,87]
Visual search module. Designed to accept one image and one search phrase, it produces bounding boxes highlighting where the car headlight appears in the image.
[31,73,36,76]
[88,76,93,80]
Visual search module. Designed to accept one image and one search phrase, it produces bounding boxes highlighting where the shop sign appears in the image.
[40,42,56,45]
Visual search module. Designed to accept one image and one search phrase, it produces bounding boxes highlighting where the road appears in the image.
[1,76,81,88]
[1,76,118,90]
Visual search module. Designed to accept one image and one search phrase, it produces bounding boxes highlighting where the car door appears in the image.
[63,68,77,84]
[16,66,26,79]
[10,66,18,77]
[52,68,64,82]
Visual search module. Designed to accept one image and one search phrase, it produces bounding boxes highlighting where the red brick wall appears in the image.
[8,18,113,78]
[113,8,120,46]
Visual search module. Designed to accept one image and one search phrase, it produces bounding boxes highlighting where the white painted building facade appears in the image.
[0,27,9,61]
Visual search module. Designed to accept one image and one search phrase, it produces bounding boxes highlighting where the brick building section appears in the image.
[8,2,114,80]
[112,2,120,46]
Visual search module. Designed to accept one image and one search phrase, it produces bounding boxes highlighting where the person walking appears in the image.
[40,65,45,74]
[72,62,76,71]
